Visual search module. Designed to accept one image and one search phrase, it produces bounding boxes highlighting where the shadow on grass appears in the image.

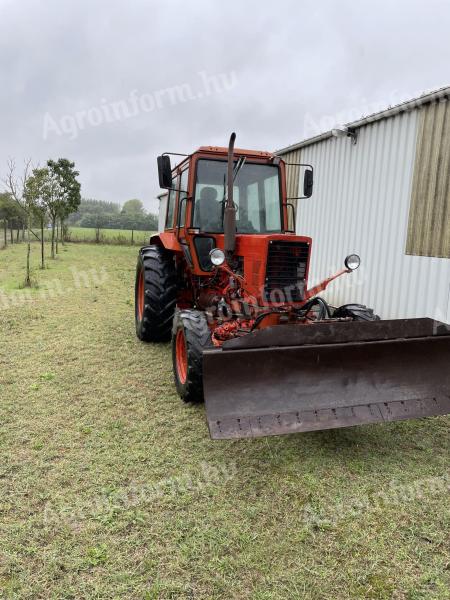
[187,401,448,477]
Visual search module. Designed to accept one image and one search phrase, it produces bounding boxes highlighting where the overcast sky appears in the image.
[1,0,449,212]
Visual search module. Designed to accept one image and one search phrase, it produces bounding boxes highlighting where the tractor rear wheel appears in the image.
[333,303,380,321]
[135,245,177,342]
[172,310,213,403]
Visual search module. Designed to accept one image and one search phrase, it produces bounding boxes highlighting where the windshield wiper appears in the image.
[233,156,246,182]
[221,156,246,227]
[221,157,246,202]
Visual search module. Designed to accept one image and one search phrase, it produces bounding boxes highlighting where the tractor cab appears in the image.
[156,144,313,281]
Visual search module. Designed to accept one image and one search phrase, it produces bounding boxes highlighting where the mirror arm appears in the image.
[283,162,314,169]
[283,162,314,198]
[162,152,189,157]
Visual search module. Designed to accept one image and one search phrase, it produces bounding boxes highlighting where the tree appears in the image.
[45,159,81,258]
[9,202,27,243]
[0,193,17,247]
[143,212,158,231]
[3,159,34,286]
[120,199,152,235]
[26,167,49,269]
[61,197,157,235]
[66,198,120,225]
[121,199,145,217]
[94,214,107,243]
[0,193,28,246]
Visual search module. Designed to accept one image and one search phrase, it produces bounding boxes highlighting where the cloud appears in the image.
[0,0,449,212]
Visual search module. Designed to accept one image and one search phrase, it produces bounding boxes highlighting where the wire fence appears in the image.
[65,227,155,245]
[1,227,155,247]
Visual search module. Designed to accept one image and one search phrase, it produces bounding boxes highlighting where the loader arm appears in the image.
[303,268,350,301]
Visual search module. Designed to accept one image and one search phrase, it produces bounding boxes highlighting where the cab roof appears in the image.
[196,146,273,158]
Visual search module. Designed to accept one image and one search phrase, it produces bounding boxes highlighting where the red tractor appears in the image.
[135,133,450,439]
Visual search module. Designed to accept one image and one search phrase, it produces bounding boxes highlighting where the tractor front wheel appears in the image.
[333,303,380,321]
[172,310,213,403]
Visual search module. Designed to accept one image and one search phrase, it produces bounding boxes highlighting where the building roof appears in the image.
[277,84,450,155]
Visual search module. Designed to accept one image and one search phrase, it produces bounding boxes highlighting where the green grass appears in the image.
[0,243,449,599]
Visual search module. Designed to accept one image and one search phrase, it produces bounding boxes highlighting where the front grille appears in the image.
[264,241,309,303]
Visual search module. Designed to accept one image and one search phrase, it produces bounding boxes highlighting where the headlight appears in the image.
[344,254,361,271]
[209,248,225,266]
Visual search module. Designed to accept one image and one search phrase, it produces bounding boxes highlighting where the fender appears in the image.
[149,232,182,252]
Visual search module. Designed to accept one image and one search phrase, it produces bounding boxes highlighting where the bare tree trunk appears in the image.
[25,213,31,287]
[10,225,13,244]
[16,228,19,242]
[60,218,65,246]
[3,219,6,247]
[56,221,59,254]
[51,218,56,258]
[131,229,134,245]
[3,158,35,287]
[40,216,45,269]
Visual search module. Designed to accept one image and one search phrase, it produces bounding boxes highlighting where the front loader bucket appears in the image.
[203,318,450,439]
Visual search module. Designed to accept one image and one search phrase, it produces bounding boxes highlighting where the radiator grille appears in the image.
[264,241,309,302]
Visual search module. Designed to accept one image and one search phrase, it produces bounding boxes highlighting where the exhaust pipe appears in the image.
[224,132,236,260]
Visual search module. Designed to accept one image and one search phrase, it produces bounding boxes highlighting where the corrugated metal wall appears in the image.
[158,193,168,233]
[284,110,450,322]
[284,149,301,230]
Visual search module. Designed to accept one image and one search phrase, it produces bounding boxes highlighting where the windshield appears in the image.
[193,159,282,233]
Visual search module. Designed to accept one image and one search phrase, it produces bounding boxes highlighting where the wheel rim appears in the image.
[176,329,188,384]
[137,269,145,321]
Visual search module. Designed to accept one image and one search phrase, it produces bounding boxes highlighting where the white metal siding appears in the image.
[158,193,168,233]
[294,110,450,322]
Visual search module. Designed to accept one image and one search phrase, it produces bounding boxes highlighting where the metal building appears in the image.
[157,192,169,233]
[277,86,450,322]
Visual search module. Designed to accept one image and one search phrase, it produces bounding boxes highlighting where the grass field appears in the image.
[0,243,449,599]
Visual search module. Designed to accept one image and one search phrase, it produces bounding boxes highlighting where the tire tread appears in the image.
[135,245,177,342]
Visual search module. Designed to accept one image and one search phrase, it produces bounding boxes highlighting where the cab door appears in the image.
[175,165,194,268]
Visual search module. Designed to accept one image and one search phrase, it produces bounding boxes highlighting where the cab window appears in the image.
[178,168,189,227]
[193,159,281,233]
[165,174,179,229]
